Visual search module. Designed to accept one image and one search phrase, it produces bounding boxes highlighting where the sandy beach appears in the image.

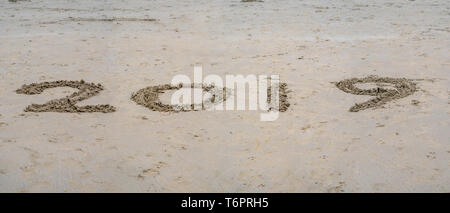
[0,0,449,192]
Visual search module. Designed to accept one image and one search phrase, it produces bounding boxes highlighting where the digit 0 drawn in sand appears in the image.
[334,75,417,112]
[15,80,116,113]
[131,83,230,112]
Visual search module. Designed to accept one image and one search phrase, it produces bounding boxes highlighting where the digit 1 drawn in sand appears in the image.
[15,80,116,113]
[334,75,417,112]
[267,82,290,112]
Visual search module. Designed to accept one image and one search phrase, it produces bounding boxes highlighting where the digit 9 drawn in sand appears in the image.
[334,75,417,112]
[15,80,116,113]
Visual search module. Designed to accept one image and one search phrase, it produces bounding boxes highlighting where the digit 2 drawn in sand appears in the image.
[335,75,417,112]
[15,80,116,113]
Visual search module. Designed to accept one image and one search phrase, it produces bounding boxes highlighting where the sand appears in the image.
[0,0,449,192]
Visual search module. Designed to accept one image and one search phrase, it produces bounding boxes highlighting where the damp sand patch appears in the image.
[16,80,116,113]
[8,0,30,3]
[68,17,158,22]
[40,17,158,24]
[334,75,417,112]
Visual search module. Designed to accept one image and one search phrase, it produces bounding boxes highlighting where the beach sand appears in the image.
[0,0,448,192]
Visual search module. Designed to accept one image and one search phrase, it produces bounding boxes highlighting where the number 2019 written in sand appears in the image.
[14,76,418,114]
